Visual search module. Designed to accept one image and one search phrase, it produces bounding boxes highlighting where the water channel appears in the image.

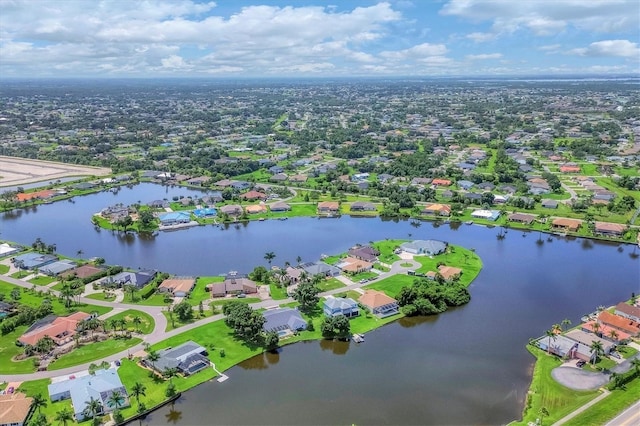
[1,183,638,424]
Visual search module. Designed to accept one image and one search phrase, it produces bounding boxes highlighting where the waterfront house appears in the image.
[335,257,373,274]
[358,290,399,318]
[48,368,129,421]
[61,264,105,280]
[541,199,558,209]
[350,201,376,212]
[422,203,451,217]
[219,204,243,216]
[39,259,77,276]
[193,207,217,218]
[12,253,58,270]
[614,302,640,323]
[209,273,257,297]
[347,246,379,263]
[245,204,267,214]
[100,270,156,289]
[436,265,462,281]
[270,202,291,212]
[0,393,33,426]
[399,240,447,256]
[564,329,614,355]
[148,200,169,209]
[240,190,267,201]
[597,311,640,337]
[147,341,210,376]
[323,296,360,318]
[581,321,630,343]
[0,243,20,257]
[551,218,581,232]
[508,213,536,225]
[536,335,589,361]
[158,277,196,297]
[594,222,625,237]
[262,308,307,335]
[471,210,500,221]
[18,312,92,347]
[300,261,341,278]
[158,211,191,226]
[317,201,340,214]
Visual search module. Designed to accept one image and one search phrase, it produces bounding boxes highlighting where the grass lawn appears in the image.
[511,347,599,425]
[10,270,29,279]
[27,275,57,286]
[48,337,142,370]
[412,245,483,287]
[107,309,155,334]
[210,297,260,307]
[372,239,406,263]
[131,292,172,307]
[349,272,378,282]
[85,291,117,302]
[617,345,638,359]
[583,356,617,373]
[374,262,390,272]
[188,276,223,306]
[367,275,416,298]
[0,264,9,274]
[269,283,288,300]
[0,325,39,373]
[17,378,77,424]
[562,376,640,426]
[332,290,363,300]
[162,310,214,332]
[317,278,345,292]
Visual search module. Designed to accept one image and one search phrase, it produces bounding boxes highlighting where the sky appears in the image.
[0,0,639,78]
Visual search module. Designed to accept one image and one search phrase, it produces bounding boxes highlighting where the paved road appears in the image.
[552,352,640,391]
[605,400,640,426]
[0,257,419,382]
[552,389,610,426]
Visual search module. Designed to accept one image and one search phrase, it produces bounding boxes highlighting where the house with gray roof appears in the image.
[399,240,447,256]
[146,341,209,376]
[12,253,58,270]
[299,261,340,277]
[323,296,359,318]
[100,270,157,289]
[40,260,77,276]
[48,367,129,421]
[263,308,308,335]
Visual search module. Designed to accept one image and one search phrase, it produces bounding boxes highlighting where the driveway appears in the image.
[551,366,610,391]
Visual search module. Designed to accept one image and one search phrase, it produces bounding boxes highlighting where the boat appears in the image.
[278,217,288,221]
[352,333,365,343]
[465,220,474,225]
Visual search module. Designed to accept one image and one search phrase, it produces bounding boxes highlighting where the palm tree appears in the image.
[539,407,549,425]
[592,322,601,336]
[608,329,619,342]
[76,249,84,259]
[296,255,302,265]
[130,382,147,407]
[117,318,127,333]
[83,396,103,422]
[264,251,276,266]
[147,350,160,373]
[109,318,119,335]
[32,393,47,414]
[132,316,142,333]
[561,318,572,331]
[54,407,73,426]
[551,323,562,335]
[107,390,125,410]
[630,358,640,375]
[163,367,179,384]
[590,341,604,366]
[544,329,557,355]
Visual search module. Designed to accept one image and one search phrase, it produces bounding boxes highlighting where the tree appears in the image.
[292,281,320,313]
[590,341,604,366]
[28,413,48,426]
[32,393,47,415]
[124,284,137,302]
[264,331,280,351]
[173,300,193,321]
[538,407,549,425]
[54,407,73,426]
[146,349,160,372]
[321,315,351,340]
[296,255,302,265]
[83,396,103,422]
[139,210,155,228]
[223,302,265,343]
[561,318,571,331]
[630,358,640,375]
[131,382,147,407]
[264,251,276,266]
[76,249,84,259]
[608,330,619,342]
[132,315,142,333]
[107,390,125,410]
[163,367,179,384]
[544,329,557,355]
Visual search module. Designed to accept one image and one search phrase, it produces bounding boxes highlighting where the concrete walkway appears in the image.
[551,389,610,426]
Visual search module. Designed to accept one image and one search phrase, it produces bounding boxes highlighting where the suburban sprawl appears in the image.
[0,78,639,425]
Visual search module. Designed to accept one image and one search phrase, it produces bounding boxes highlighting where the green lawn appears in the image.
[372,239,406,263]
[48,337,142,370]
[412,245,483,287]
[617,345,638,359]
[85,291,117,302]
[130,292,172,306]
[28,275,57,285]
[510,347,599,425]
[189,276,223,306]
[162,310,214,332]
[10,270,29,279]
[17,378,77,425]
[349,272,378,282]
[0,325,39,373]
[317,278,345,292]
[0,264,9,274]
[367,274,416,298]
[106,309,155,334]
[562,375,640,426]
[210,297,260,307]
[269,283,288,300]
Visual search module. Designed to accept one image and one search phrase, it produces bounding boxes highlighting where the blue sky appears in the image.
[0,0,638,77]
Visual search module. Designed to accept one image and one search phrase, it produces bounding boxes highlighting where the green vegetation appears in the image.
[512,347,599,425]
[269,283,288,300]
[48,338,142,370]
[107,309,155,334]
[372,239,405,263]
[368,275,415,297]
[0,264,10,274]
[85,291,117,302]
[563,377,640,426]
[412,245,483,287]
[317,278,345,292]
[27,275,57,286]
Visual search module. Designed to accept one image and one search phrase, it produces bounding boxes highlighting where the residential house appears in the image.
[192,207,217,218]
[209,273,257,297]
[541,199,558,209]
[551,218,581,232]
[581,321,630,343]
[158,277,196,297]
[262,308,307,335]
[240,191,267,201]
[471,210,501,221]
[432,178,452,186]
[350,201,376,212]
[185,176,210,186]
[270,202,291,212]
[457,180,474,190]
[598,311,640,337]
[323,296,360,318]
[565,329,614,355]
[615,302,640,323]
[268,165,284,174]
[299,261,340,278]
[18,312,92,346]
[0,243,19,257]
[158,211,191,226]
[317,201,340,214]
[377,173,393,183]
[594,222,625,237]
[61,264,104,280]
[48,368,129,421]
[400,240,447,255]
[12,253,57,270]
[427,265,462,281]
[477,182,495,191]
[289,174,308,183]
[148,200,169,209]
[219,204,243,216]
[146,341,210,376]
[358,290,399,318]
[100,270,156,289]
[508,213,536,225]
[15,189,57,203]
[245,204,267,214]
[335,257,373,274]
[464,193,482,203]
[40,260,77,276]
[0,393,33,426]
[347,246,379,263]
[536,335,589,361]
[411,177,432,186]
[270,173,288,183]
[559,164,581,173]
[203,192,224,204]
[422,203,451,217]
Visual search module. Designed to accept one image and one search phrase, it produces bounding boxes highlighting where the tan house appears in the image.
[594,222,625,236]
[158,277,196,297]
[0,393,34,426]
[209,275,257,297]
[336,257,373,274]
[422,203,451,216]
[245,204,267,214]
[551,218,581,232]
[317,201,340,214]
[508,213,536,225]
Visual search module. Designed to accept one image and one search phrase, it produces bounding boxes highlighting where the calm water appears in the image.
[2,183,638,425]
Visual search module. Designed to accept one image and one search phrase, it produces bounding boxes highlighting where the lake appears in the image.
[2,183,638,424]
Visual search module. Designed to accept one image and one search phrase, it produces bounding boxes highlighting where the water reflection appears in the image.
[318,339,350,355]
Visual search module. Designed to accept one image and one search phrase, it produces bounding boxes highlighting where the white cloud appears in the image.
[466,53,502,60]
[568,39,640,57]
[466,32,496,43]
[538,44,561,51]
[380,42,448,59]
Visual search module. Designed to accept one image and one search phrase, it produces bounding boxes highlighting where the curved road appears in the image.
[1,258,419,382]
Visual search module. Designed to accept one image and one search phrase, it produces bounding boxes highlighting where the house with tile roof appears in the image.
[358,290,399,318]
[615,302,640,323]
[18,312,91,347]
[0,393,33,426]
[158,277,196,297]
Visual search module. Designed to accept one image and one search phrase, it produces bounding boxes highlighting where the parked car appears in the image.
[611,352,621,359]
[576,360,586,368]
[7,386,14,394]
